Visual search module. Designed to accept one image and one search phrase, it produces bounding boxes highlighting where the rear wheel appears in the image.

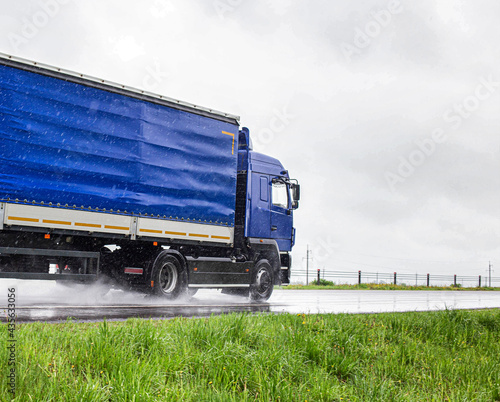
[151,254,187,299]
[250,260,274,302]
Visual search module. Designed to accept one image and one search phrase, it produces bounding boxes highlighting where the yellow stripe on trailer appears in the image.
[211,235,231,240]
[222,131,235,155]
[140,228,162,234]
[189,233,210,239]
[105,225,129,231]
[8,216,39,223]
[43,219,71,226]
[75,222,101,228]
[165,231,187,236]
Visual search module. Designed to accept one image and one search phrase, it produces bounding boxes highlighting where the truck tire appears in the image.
[151,254,187,299]
[249,260,274,302]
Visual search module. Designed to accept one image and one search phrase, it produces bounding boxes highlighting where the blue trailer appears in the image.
[0,53,299,300]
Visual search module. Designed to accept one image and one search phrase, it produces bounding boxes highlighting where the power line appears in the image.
[330,258,406,271]
[331,249,491,265]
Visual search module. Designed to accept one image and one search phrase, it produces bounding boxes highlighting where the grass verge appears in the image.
[284,282,500,291]
[1,309,500,401]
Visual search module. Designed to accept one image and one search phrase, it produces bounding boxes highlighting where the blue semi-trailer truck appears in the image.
[0,53,299,301]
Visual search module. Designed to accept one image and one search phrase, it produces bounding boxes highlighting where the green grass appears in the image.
[2,309,500,401]
[285,282,500,291]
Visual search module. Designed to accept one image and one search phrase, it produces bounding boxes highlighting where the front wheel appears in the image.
[249,260,274,302]
[151,254,187,299]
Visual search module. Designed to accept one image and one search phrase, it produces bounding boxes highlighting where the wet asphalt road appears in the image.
[0,280,499,323]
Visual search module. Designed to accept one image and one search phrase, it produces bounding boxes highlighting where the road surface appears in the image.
[1,280,499,323]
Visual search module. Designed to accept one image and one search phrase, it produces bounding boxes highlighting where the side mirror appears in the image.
[291,184,300,201]
[291,183,300,209]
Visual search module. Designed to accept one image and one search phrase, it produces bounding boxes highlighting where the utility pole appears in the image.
[306,245,310,285]
[489,261,492,287]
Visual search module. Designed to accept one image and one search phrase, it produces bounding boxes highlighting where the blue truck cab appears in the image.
[237,128,299,286]
[238,128,297,250]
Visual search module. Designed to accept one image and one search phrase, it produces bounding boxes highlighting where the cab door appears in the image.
[270,179,293,251]
[246,173,271,239]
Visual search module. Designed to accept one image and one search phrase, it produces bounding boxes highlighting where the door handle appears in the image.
[271,226,277,231]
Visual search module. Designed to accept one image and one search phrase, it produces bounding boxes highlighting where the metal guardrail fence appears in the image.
[291,269,500,288]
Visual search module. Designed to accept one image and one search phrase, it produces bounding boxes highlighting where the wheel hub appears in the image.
[159,262,178,294]
[256,269,271,294]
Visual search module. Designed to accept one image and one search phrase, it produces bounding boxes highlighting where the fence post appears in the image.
[454,275,457,287]
[358,270,362,285]
[393,272,397,285]
[317,269,321,285]
[479,275,481,288]
[427,273,430,287]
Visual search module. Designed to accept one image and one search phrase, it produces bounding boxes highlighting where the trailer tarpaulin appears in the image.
[0,63,238,226]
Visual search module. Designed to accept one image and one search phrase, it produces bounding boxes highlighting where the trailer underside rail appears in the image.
[0,272,97,281]
[0,247,99,281]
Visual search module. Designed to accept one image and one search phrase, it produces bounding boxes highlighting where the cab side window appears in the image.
[260,177,268,202]
[272,181,288,209]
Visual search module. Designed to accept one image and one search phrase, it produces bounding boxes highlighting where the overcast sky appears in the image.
[1,0,499,283]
